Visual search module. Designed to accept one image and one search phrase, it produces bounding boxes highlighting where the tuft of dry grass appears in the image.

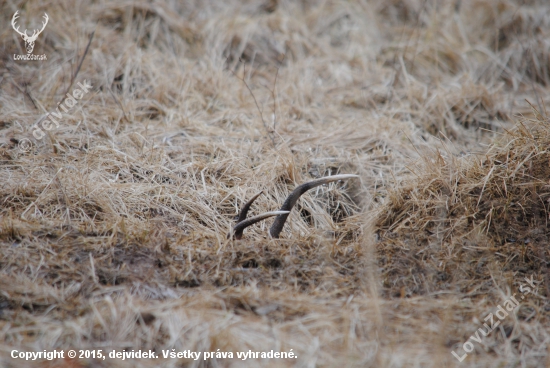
[377,113,550,298]
[1,0,550,367]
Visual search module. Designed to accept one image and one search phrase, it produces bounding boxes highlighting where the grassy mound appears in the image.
[377,114,550,299]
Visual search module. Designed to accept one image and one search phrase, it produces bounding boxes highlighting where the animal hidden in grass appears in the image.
[228,174,359,239]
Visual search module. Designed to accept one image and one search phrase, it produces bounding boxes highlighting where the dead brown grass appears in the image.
[1,0,549,367]
[377,115,550,296]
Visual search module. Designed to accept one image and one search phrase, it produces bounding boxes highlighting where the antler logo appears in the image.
[11,11,49,54]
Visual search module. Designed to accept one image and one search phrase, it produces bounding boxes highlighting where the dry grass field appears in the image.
[1,0,550,367]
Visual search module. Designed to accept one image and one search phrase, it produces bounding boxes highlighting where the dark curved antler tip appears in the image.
[269,174,359,238]
[236,191,264,223]
[228,210,290,240]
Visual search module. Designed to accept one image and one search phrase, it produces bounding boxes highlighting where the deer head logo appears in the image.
[11,11,49,54]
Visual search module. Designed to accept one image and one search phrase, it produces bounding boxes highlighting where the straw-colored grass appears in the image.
[1,0,549,367]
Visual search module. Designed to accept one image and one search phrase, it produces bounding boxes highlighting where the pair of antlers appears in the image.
[228,174,359,239]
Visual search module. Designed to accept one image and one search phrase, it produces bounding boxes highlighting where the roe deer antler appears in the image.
[235,191,263,223]
[229,211,290,240]
[269,174,359,238]
[228,191,288,239]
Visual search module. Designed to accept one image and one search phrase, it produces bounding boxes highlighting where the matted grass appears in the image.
[1,0,549,367]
